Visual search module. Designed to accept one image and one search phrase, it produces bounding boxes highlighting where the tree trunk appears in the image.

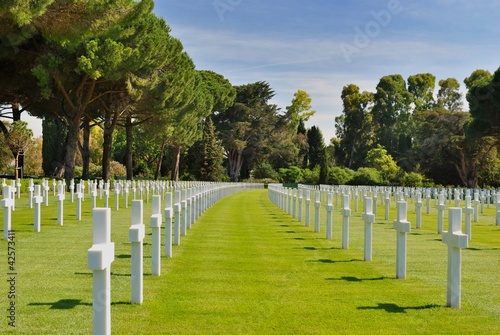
[81,118,91,179]
[125,115,134,180]
[171,145,181,181]
[227,148,243,182]
[154,141,166,180]
[63,116,80,181]
[102,109,117,181]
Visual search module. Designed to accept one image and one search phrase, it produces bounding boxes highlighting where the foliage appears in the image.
[334,84,374,169]
[285,89,316,131]
[41,116,66,176]
[278,166,303,183]
[24,135,43,176]
[327,166,355,185]
[437,77,463,112]
[408,73,436,111]
[401,171,424,187]
[372,74,413,159]
[200,117,225,181]
[252,161,278,180]
[306,125,325,169]
[301,166,320,184]
[349,167,384,186]
[365,144,400,183]
[213,81,280,182]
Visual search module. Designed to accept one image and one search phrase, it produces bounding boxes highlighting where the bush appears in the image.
[278,166,303,184]
[301,166,319,184]
[253,162,278,180]
[401,172,424,187]
[349,167,384,186]
[328,166,355,185]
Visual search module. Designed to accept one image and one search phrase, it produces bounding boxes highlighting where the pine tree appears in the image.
[200,117,225,181]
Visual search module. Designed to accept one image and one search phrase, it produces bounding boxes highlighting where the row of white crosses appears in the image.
[267,184,485,308]
[87,182,263,334]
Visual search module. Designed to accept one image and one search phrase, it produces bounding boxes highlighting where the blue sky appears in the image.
[153,0,500,142]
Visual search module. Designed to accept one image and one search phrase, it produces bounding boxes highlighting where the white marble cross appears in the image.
[442,208,468,308]
[495,193,500,226]
[16,179,21,199]
[1,186,13,240]
[384,191,391,220]
[57,182,65,226]
[305,190,311,227]
[415,191,423,229]
[103,182,110,208]
[88,207,115,334]
[362,197,375,261]
[70,179,75,203]
[436,193,446,234]
[393,200,411,279]
[129,200,145,304]
[314,191,321,233]
[150,195,162,276]
[33,185,43,232]
[114,183,121,211]
[326,193,333,240]
[43,179,49,206]
[473,192,480,222]
[341,194,351,249]
[463,195,474,240]
[164,192,173,257]
[298,189,303,222]
[28,179,34,208]
[76,184,83,221]
[174,190,181,245]
[181,189,187,236]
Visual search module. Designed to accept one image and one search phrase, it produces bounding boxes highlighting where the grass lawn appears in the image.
[0,188,499,334]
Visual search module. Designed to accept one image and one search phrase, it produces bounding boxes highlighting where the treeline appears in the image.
[1,1,499,188]
[332,71,500,188]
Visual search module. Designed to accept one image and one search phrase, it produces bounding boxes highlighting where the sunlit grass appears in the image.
[0,188,499,334]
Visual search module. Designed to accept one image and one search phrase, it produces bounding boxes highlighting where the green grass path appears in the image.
[1,189,500,334]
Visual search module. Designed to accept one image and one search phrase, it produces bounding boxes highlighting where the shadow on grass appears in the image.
[302,246,340,251]
[357,303,441,313]
[467,247,500,251]
[307,258,361,264]
[325,276,389,282]
[29,299,91,309]
[28,299,131,309]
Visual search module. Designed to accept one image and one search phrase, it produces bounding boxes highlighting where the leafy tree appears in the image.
[465,67,500,137]
[285,89,316,132]
[372,74,413,159]
[365,144,400,183]
[437,78,463,112]
[213,81,278,182]
[407,73,436,111]
[252,161,278,180]
[334,84,374,168]
[4,120,33,178]
[414,108,470,185]
[278,166,302,184]
[328,166,355,185]
[349,167,384,186]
